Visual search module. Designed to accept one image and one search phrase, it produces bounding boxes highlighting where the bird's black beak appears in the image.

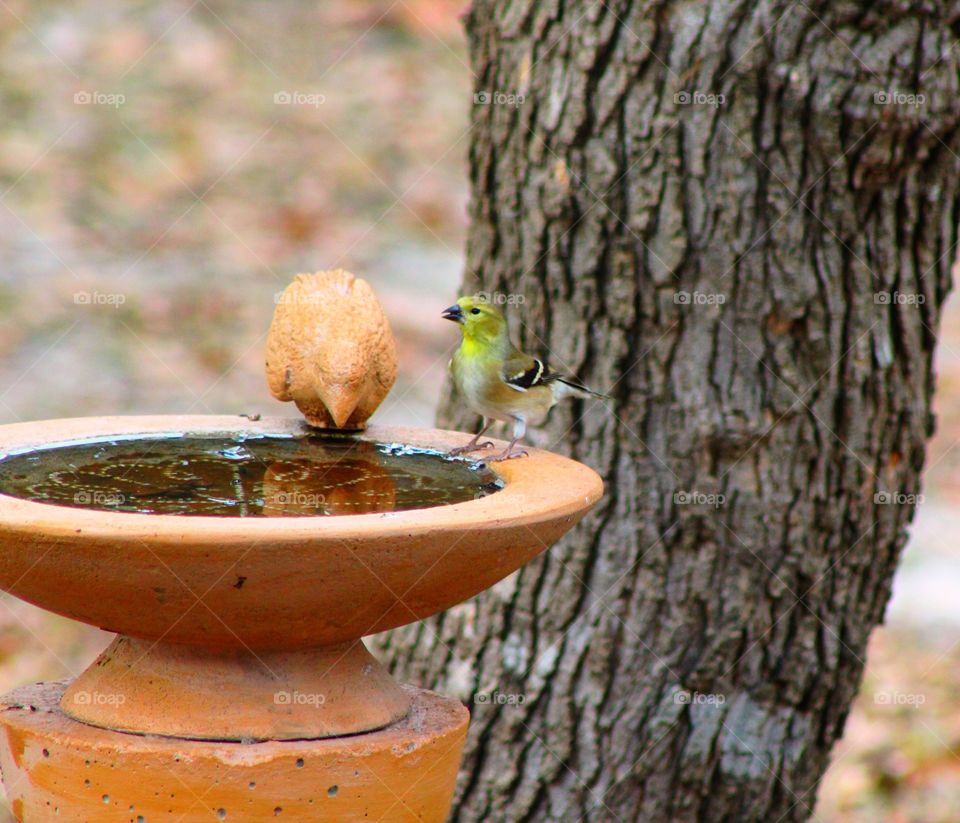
[442,304,464,323]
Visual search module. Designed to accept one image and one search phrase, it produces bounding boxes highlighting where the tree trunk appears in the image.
[373,1,960,820]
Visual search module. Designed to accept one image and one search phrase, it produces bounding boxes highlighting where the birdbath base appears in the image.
[0,680,467,823]
[59,636,410,741]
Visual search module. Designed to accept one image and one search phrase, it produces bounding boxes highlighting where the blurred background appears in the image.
[0,2,958,820]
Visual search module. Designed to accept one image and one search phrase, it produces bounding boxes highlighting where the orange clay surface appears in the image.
[0,680,468,823]
[0,414,602,819]
[0,416,604,651]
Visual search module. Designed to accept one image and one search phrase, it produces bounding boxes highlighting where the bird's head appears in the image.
[442,296,508,344]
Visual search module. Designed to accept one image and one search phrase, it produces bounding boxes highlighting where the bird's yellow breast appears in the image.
[451,345,554,423]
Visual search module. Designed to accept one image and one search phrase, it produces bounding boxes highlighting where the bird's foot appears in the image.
[487,447,529,463]
[449,440,495,456]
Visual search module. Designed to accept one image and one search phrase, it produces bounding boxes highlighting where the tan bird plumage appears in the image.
[265,270,397,429]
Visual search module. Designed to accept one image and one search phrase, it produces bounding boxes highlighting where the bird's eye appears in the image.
[470,308,481,315]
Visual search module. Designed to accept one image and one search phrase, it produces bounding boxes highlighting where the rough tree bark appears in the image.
[373,1,960,820]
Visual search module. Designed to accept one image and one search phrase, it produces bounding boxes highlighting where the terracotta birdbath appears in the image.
[0,414,602,822]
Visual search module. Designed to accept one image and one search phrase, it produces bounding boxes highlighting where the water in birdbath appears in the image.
[0,434,501,516]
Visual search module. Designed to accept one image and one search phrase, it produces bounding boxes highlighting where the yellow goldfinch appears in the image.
[442,296,605,461]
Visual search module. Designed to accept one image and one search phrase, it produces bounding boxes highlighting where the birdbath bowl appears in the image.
[0,414,602,821]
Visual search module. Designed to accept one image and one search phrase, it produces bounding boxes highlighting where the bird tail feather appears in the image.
[554,377,608,400]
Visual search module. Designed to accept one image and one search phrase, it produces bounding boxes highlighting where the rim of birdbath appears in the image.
[0,414,603,740]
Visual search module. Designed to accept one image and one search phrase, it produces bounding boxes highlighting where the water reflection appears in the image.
[0,435,501,517]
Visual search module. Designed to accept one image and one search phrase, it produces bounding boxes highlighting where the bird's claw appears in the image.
[449,440,495,456]
[487,448,529,463]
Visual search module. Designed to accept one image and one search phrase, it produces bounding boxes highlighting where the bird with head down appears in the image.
[266,270,397,429]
